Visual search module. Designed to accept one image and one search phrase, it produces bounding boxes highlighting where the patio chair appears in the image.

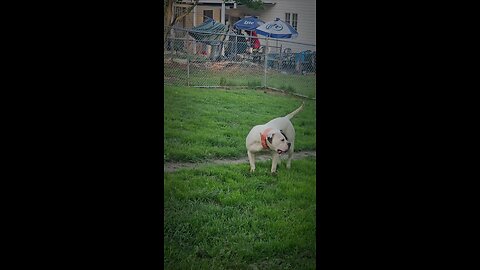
[312,51,316,73]
[282,48,295,70]
[266,52,281,69]
[301,50,314,74]
[251,45,264,63]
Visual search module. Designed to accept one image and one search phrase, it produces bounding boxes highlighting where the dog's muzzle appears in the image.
[277,142,291,154]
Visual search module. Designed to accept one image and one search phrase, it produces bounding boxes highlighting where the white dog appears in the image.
[246,102,305,173]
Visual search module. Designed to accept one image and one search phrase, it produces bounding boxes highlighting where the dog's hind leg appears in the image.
[248,151,256,172]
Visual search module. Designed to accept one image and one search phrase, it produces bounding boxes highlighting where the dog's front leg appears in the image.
[247,150,256,172]
[271,152,280,173]
[287,142,294,169]
[286,151,293,169]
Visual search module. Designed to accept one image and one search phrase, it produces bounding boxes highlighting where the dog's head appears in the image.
[265,129,291,154]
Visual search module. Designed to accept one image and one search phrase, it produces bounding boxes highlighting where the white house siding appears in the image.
[228,0,316,53]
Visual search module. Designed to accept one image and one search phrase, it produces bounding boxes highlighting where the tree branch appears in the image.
[165,0,200,45]
[170,0,200,27]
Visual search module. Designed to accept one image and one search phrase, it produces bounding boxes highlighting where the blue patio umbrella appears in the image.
[255,18,298,87]
[233,16,265,31]
[255,18,298,39]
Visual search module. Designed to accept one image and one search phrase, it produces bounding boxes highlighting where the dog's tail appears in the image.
[286,102,305,120]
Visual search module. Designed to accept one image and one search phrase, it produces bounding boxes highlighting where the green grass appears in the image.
[266,72,316,98]
[164,65,316,98]
[164,158,316,270]
[164,86,316,162]
[164,83,317,268]
[189,66,265,89]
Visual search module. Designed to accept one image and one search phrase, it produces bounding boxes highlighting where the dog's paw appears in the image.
[250,168,255,173]
[270,171,278,176]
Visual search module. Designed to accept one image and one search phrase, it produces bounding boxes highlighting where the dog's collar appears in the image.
[261,128,273,149]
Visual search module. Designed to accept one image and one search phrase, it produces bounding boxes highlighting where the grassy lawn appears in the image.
[164,64,316,98]
[266,72,316,98]
[164,158,316,269]
[164,84,317,268]
[164,86,316,162]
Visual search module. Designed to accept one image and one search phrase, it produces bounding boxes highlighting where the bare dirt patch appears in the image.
[164,150,316,173]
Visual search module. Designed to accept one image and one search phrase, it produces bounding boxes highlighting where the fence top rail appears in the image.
[169,26,316,48]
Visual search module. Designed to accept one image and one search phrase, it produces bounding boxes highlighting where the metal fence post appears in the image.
[264,40,268,88]
[279,44,283,68]
[165,27,316,94]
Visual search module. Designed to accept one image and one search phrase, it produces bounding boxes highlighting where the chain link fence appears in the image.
[164,27,316,99]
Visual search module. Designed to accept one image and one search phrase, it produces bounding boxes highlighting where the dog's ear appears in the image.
[267,133,274,144]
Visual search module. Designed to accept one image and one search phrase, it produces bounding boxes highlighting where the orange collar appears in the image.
[260,128,273,149]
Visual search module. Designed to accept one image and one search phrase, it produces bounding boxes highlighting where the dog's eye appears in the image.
[281,139,285,141]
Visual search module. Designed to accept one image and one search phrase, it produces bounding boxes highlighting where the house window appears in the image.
[285,13,298,30]
[292,13,298,30]
[174,7,186,18]
[204,10,213,21]
[285,13,290,24]
[174,6,188,28]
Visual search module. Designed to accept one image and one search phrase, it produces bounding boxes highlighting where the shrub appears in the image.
[220,77,227,86]
[285,85,296,93]
[247,80,261,89]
